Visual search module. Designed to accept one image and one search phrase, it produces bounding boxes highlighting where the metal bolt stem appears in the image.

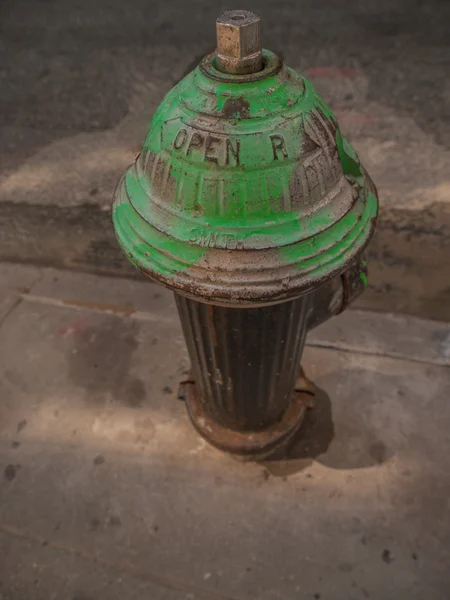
[216,10,262,75]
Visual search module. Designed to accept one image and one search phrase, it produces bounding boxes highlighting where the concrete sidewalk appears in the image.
[0,263,449,599]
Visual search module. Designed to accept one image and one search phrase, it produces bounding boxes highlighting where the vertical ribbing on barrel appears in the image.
[175,294,311,431]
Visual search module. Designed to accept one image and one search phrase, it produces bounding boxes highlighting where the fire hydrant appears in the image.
[112,10,378,459]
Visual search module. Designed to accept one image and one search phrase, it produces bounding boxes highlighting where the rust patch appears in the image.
[295,366,316,400]
[222,96,250,119]
[62,299,136,316]
[207,304,218,347]
[180,364,315,461]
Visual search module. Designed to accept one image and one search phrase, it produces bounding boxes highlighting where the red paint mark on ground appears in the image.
[334,110,376,126]
[57,322,85,336]
[306,67,362,79]
[63,299,135,316]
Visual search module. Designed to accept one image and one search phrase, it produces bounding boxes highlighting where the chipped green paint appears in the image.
[360,271,369,288]
[113,179,206,277]
[112,49,378,304]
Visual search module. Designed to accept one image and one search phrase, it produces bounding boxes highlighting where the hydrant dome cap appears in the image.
[112,51,378,305]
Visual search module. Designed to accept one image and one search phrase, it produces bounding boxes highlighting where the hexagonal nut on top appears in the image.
[216,10,262,75]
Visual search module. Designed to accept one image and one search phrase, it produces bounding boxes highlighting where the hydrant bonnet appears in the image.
[112,17,378,306]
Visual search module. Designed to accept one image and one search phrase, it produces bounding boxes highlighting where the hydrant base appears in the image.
[180,378,313,461]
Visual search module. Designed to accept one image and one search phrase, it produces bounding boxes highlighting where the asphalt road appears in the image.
[2,0,448,172]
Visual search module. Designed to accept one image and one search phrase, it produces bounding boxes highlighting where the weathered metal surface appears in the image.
[341,254,369,313]
[216,10,263,75]
[308,275,344,330]
[111,10,379,459]
[175,293,311,430]
[307,254,370,329]
[112,35,378,306]
[178,362,316,460]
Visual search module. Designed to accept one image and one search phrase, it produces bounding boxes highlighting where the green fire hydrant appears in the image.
[112,10,378,459]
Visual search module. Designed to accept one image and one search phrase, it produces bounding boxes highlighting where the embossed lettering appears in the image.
[205,136,221,164]
[223,234,236,249]
[270,134,288,160]
[173,128,188,150]
[226,139,240,166]
[187,132,204,155]
[175,130,240,167]
[188,229,245,249]
[224,234,245,250]
[189,229,200,243]
[199,231,217,247]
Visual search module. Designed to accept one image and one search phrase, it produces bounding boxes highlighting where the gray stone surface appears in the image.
[0,0,449,320]
[310,309,450,367]
[0,293,19,325]
[0,263,42,293]
[1,264,450,599]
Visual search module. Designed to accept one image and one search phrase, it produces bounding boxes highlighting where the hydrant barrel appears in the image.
[112,10,378,459]
[176,295,310,431]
